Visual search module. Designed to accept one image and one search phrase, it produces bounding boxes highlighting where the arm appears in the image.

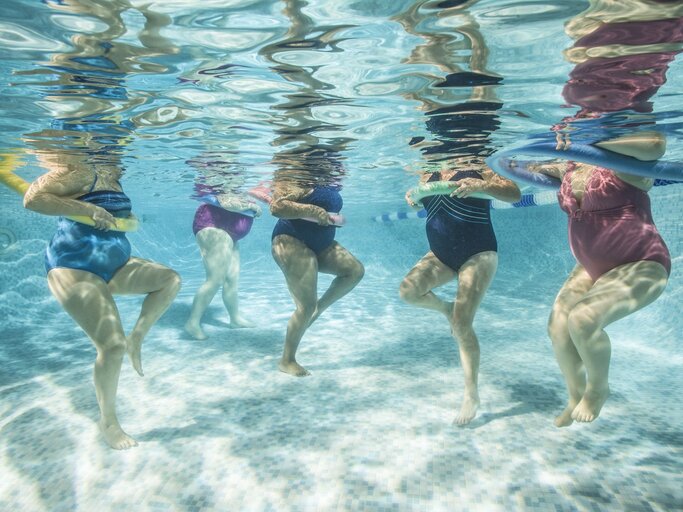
[405,171,436,209]
[594,131,666,162]
[614,172,654,192]
[269,184,330,225]
[216,193,262,216]
[24,167,117,230]
[453,168,521,203]
[528,160,566,180]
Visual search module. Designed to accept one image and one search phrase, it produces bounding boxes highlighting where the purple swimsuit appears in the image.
[558,167,671,280]
[192,203,254,242]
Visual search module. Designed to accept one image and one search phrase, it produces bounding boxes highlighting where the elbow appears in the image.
[510,188,522,203]
[23,191,39,211]
[269,202,283,218]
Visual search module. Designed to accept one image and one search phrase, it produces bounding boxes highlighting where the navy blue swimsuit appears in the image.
[271,186,342,254]
[45,176,132,282]
[422,171,496,272]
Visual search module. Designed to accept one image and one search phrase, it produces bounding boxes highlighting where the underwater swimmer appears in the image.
[24,156,181,449]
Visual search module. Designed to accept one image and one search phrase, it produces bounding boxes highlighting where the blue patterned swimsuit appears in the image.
[421,171,496,271]
[45,175,132,282]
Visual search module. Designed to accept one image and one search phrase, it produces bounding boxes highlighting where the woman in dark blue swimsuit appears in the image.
[270,180,364,377]
[399,163,519,424]
[24,161,181,449]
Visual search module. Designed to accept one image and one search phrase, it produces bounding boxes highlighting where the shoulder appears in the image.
[271,183,310,202]
[480,167,516,186]
[30,166,95,197]
[612,171,654,191]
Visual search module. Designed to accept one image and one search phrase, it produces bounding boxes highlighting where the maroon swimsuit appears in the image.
[192,204,253,242]
[558,167,671,280]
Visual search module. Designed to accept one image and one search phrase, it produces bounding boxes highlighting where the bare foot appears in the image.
[453,391,480,426]
[126,335,144,377]
[554,400,580,427]
[278,359,311,377]
[185,321,208,340]
[98,418,138,450]
[571,386,609,423]
[229,316,255,328]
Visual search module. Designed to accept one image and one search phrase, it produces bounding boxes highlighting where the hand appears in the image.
[91,206,116,231]
[405,190,420,209]
[451,177,485,198]
[314,208,332,226]
[248,202,262,217]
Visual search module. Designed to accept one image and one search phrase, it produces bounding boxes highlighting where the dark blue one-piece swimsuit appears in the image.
[421,171,497,272]
[45,175,132,282]
[271,186,342,254]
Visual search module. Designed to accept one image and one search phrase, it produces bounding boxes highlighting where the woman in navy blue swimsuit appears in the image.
[400,162,519,425]
[24,159,181,450]
[270,179,364,377]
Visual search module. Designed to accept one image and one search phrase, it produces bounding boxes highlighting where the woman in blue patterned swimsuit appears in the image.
[270,180,364,377]
[400,162,519,425]
[24,159,181,450]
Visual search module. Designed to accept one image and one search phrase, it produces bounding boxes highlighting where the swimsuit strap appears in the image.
[87,173,98,193]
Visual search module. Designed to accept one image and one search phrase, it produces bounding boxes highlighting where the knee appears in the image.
[547,309,568,345]
[566,305,600,344]
[351,261,365,283]
[164,270,182,294]
[98,336,127,358]
[398,279,416,303]
[296,299,318,318]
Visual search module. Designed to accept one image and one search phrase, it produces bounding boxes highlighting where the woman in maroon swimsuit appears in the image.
[541,0,678,426]
[185,190,261,340]
[536,142,670,426]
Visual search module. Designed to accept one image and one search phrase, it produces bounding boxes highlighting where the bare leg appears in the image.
[547,264,593,427]
[47,269,137,450]
[399,251,457,320]
[450,251,497,426]
[272,235,319,377]
[568,260,668,422]
[220,239,253,328]
[108,257,181,376]
[185,228,249,339]
[311,241,364,324]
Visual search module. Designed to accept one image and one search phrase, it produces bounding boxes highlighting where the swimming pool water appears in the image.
[1,0,682,510]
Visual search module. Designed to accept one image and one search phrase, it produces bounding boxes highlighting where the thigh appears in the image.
[272,235,319,304]
[316,241,362,276]
[402,251,457,294]
[196,227,235,279]
[47,268,125,345]
[572,260,668,330]
[107,257,177,296]
[454,251,497,323]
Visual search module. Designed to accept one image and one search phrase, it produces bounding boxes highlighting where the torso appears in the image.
[45,172,132,282]
[271,185,343,254]
[421,170,496,272]
[557,166,671,280]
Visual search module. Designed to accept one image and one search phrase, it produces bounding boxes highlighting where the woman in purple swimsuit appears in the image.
[185,193,261,340]
[534,135,671,426]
